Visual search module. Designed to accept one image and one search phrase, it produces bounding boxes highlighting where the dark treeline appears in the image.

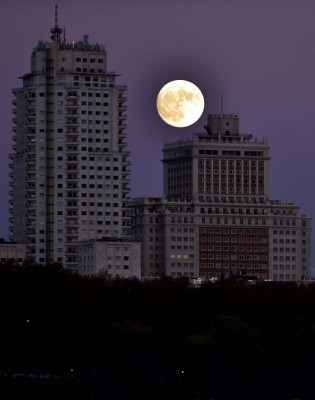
[0,261,315,399]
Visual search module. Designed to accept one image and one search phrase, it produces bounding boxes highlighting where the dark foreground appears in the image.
[0,262,315,399]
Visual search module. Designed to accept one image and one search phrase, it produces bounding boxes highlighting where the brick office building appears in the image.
[131,114,311,281]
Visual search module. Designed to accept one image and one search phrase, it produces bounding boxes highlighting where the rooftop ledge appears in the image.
[34,40,106,53]
[164,133,269,147]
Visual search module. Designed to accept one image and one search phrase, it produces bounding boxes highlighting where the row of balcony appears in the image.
[65,120,79,127]
[66,112,79,118]
[26,99,36,107]
[27,156,36,164]
[66,234,78,240]
[65,158,78,164]
[122,158,131,167]
[66,176,79,182]
[66,184,79,190]
[65,101,79,108]
[27,146,36,154]
[26,106,36,114]
[26,112,36,118]
[66,192,78,199]
[65,138,79,145]
[118,131,127,138]
[66,93,79,99]
[66,219,79,227]
[118,141,127,150]
[65,146,79,153]
[27,185,36,192]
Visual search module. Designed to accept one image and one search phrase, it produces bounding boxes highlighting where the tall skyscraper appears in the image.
[9,8,130,268]
[131,114,311,281]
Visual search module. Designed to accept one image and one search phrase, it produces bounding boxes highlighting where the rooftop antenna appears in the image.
[50,1,62,43]
[220,92,224,114]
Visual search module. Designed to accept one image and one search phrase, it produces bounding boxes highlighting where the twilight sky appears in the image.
[1,0,315,272]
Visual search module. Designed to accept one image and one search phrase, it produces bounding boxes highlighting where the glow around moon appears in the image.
[156,80,204,128]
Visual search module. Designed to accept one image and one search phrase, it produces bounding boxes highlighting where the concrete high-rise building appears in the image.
[131,114,311,281]
[163,114,270,202]
[9,9,130,268]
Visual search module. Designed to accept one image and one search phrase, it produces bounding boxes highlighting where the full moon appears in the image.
[156,80,204,128]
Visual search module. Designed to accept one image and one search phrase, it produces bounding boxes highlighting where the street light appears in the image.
[177,369,184,400]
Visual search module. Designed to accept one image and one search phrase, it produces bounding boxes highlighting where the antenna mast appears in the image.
[50,2,62,43]
[220,93,224,114]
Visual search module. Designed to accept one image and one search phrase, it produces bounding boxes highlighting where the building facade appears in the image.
[78,239,141,278]
[131,114,311,281]
[163,114,270,202]
[0,240,26,264]
[9,15,130,268]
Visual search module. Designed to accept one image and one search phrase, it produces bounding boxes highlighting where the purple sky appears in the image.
[1,0,315,272]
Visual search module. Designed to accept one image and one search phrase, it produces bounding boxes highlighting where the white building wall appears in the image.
[0,243,26,263]
[78,240,141,278]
